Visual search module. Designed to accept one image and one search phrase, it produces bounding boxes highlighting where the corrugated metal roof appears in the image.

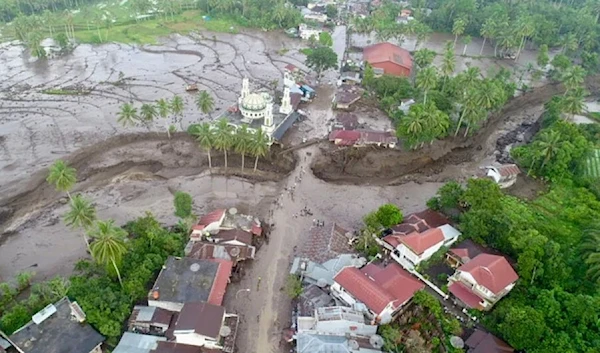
[134,306,156,322]
[112,332,166,353]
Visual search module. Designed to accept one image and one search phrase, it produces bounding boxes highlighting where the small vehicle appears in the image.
[185,84,198,92]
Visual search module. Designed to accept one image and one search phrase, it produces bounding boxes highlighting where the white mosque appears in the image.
[224,77,301,143]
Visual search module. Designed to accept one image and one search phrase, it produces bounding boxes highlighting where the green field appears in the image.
[584,149,600,178]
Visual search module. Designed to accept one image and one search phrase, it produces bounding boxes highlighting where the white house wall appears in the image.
[148,300,183,313]
[174,332,220,348]
[313,320,377,336]
[331,283,357,307]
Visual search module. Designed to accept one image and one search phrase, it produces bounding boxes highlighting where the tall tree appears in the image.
[117,103,139,127]
[452,18,466,45]
[480,18,495,55]
[195,90,215,118]
[170,95,184,130]
[46,159,77,198]
[413,48,436,69]
[213,118,233,170]
[515,16,535,60]
[64,194,97,248]
[561,65,586,93]
[234,124,252,174]
[192,122,214,170]
[305,46,338,80]
[416,66,438,104]
[581,224,600,284]
[88,220,128,287]
[251,127,269,173]
[462,35,472,55]
[559,88,586,120]
[173,191,193,219]
[441,42,456,90]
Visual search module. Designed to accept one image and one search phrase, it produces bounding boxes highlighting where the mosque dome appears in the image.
[242,93,267,111]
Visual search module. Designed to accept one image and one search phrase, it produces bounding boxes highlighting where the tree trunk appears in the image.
[207,149,212,169]
[224,150,228,170]
[254,155,259,173]
[463,124,470,137]
[111,258,123,287]
[241,153,245,174]
[454,34,458,45]
[494,42,499,57]
[480,37,487,55]
[454,110,467,136]
[463,44,467,56]
[423,91,427,104]
[515,36,525,61]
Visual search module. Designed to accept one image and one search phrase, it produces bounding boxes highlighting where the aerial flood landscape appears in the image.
[1,0,600,353]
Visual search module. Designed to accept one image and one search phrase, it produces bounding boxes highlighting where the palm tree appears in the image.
[534,129,563,170]
[416,67,438,104]
[251,127,269,173]
[475,80,503,110]
[560,88,586,120]
[462,35,471,56]
[452,18,466,45]
[213,118,234,170]
[117,103,139,127]
[157,98,170,118]
[234,125,252,174]
[463,107,486,137]
[399,104,426,149]
[64,194,97,248]
[195,90,215,118]
[514,16,535,60]
[88,220,128,287]
[193,122,214,170]
[461,67,481,88]
[413,48,436,69]
[561,65,587,94]
[170,95,185,130]
[441,42,456,90]
[140,103,158,130]
[455,89,478,136]
[581,225,600,284]
[480,18,495,55]
[422,102,450,144]
[46,160,77,198]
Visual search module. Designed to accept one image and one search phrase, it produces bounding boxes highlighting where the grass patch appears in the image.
[584,149,600,178]
[41,88,90,95]
[300,48,313,56]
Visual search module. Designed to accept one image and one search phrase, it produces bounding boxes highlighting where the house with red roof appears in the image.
[483,164,521,189]
[190,208,262,242]
[363,42,412,77]
[448,254,519,311]
[380,210,461,268]
[331,263,424,323]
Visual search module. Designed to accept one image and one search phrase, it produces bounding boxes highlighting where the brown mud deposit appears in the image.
[312,76,600,185]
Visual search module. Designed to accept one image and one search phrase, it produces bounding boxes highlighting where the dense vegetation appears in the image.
[1,0,301,53]
[428,100,600,351]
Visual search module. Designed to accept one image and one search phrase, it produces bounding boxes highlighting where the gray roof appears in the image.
[113,333,166,353]
[9,297,104,353]
[297,284,335,316]
[272,111,301,140]
[291,254,357,286]
[296,333,382,353]
[150,256,218,304]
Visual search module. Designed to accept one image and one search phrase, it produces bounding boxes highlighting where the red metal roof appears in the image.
[207,259,233,306]
[363,42,412,70]
[329,130,361,145]
[466,329,514,353]
[199,209,226,227]
[334,263,424,314]
[251,224,262,236]
[399,228,444,255]
[285,63,298,72]
[497,164,521,177]
[458,254,518,294]
[448,282,484,310]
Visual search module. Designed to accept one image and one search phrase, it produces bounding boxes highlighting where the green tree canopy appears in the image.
[305,46,337,78]
[173,191,193,219]
[375,204,403,228]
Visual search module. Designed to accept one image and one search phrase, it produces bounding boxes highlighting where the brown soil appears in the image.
[311,76,600,185]
[0,132,295,237]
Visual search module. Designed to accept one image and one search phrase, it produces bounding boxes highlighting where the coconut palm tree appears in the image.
[416,67,438,104]
[195,90,215,118]
[213,118,234,170]
[514,16,535,60]
[251,127,269,173]
[193,122,214,170]
[117,103,139,127]
[480,18,495,55]
[413,48,436,69]
[422,102,450,144]
[46,160,77,198]
[560,88,586,120]
[533,130,563,171]
[140,103,158,130]
[452,18,466,45]
[581,224,600,284]
[234,124,252,174]
[455,89,478,136]
[170,95,185,130]
[399,104,426,148]
[88,219,128,287]
[561,65,587,94]
[441,42,456,91]
[64,194,97,248]
[462,35,471,56]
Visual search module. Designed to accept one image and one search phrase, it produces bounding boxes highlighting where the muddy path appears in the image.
[0,131,295,237]
[312,76,600,184]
